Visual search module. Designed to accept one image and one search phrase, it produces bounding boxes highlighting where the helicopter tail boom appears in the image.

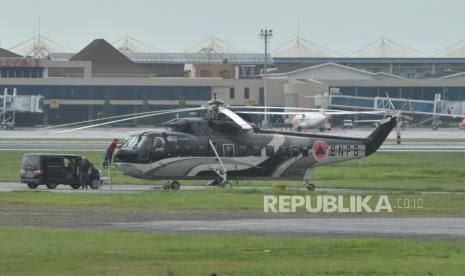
[365,116,398,156]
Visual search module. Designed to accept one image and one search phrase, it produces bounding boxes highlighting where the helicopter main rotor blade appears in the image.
[236,111,385,115]
[54,107,205,134]
[396,110,465,118]
[218,107,253,130]
[40,109,175,130]
[228,105,345,113]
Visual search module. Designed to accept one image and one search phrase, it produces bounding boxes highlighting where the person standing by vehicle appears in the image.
[104,139,122,166]
[78,156,91,190]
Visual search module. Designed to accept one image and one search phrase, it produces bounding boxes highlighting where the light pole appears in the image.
[260,28,273,128]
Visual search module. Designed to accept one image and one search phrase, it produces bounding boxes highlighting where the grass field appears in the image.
[1,228,465,275]
[2,150,465,192]
[0,189,463,215]
[1,145,465,275]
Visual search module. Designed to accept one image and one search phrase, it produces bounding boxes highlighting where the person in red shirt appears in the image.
[105,139,121,165]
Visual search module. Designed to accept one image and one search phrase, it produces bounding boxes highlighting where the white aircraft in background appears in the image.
[291,112,327,131]
[236,107,383,131]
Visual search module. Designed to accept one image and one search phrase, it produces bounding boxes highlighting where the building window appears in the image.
[229,87,235,99]
[220,70,231,79]
[199,70,211,77]
[244,87,250,99]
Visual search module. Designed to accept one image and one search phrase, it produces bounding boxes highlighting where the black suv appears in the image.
[20,153,101,189]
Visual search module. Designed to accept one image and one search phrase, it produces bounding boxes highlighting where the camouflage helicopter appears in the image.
[54,99,395,191]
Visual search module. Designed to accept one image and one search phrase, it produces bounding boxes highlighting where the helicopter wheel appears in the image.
[164,180,180,190]
[304,183,316,191]
[207,177,228,187]
[170,180,181,190]
[207,179,218,186]
[218,180,228,188]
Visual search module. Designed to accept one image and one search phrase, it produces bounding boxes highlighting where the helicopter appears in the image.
[53,99,397,191]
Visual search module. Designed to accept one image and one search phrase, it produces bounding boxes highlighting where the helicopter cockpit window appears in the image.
[137,135,151,149]
[137,135,152,161]
[123,136,138,148]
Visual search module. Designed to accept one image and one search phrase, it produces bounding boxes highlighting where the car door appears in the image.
[45,156,65,184]
[64,157,77,184]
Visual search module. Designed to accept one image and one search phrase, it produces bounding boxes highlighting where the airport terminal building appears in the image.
[2,36,465,125]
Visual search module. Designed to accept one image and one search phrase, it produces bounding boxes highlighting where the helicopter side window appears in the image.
[196,145,205,155]
[291,146,300,157]
[238,145,247,156]
[246,146,254,156]
[223,144,234,157]
[266,146,274,156]
[181,145,192,155]
[152,137,165,152]
[302,147,309,157]
[172,145,181,156]
[279,145,290,157]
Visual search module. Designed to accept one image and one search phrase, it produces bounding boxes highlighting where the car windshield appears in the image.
[22,155,40,169]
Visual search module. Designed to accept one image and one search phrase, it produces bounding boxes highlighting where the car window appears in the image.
[22,155,40,169]
[46,157,64,167]
[64,157,76,168]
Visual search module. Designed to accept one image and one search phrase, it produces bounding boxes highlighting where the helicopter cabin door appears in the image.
[150,136,166,160]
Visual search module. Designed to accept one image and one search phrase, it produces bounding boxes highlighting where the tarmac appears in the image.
[111,217,465,237]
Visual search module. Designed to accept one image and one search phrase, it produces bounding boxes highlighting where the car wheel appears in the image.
[27,183,38,189]
[89,179,100,189]
[70,183,81,190]
[46,183,57,189]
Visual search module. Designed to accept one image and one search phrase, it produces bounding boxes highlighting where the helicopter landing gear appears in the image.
[303,168,316,191]
[157,180,181,190]
[207,169,228,187]
[304,183,316,191]
[208,139,228,188]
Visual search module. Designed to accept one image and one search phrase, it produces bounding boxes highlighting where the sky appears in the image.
[1,0,464,54]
